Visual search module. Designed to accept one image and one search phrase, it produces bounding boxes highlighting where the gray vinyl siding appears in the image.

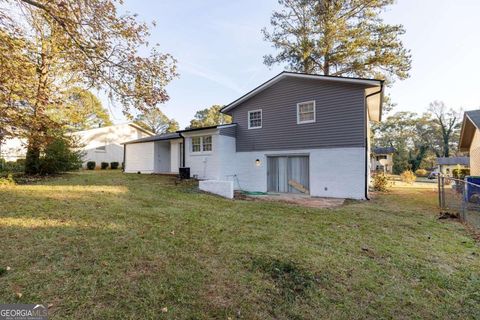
[225,77,367,152]
[219,126,236,137]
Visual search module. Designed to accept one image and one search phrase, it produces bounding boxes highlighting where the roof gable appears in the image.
[459,110,480,150]
[221,71,383,121]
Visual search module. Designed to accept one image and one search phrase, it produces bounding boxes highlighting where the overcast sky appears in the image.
[106,0,480,128]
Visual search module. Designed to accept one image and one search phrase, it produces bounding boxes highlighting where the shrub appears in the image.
[452,168,470,179]
[373,173,389,192]
[415,169,428,177]
[0,174,15,187]
[39,137,83,175]
[110,162,119,170]
[86,161,96,170]
[0,159,24,173]
[101,162,109,170]
[400,170,416,184]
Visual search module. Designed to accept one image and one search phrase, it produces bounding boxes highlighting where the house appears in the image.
[73,123,152,167]
[0,137,25,162]
[123,72,384,199]
[459,110,480,175]
[0,123,152,168]
[435,156,469,175]
[371,147,395,173]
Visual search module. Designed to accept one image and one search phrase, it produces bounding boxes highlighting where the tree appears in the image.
[188,105,232,129]
[0,0,177,174]
[427,101,461,157]
[49,87,112,130]
[135,109,179,134]
[262,0,411,82]
[372,112,432,173]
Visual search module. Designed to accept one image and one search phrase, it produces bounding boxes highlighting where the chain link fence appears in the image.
[438,175,480,228]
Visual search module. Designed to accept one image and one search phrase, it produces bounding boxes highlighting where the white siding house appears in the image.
[74,123,152,168]
[0,123,152,168]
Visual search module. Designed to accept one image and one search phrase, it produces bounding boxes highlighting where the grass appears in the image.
[0,171,479,319]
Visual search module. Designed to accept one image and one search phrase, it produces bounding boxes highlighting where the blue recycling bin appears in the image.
[465,176,480,202]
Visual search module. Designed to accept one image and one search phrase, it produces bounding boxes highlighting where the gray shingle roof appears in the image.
[466,110,480,129]
[372,147,395,154]
[123,132,181,145]
[436,156,470,166]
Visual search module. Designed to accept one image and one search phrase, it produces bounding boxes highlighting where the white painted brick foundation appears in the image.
[199,180,234,199]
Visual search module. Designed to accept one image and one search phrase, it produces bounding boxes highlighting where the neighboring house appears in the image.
[459,110,480,175]
[0,137,26,161]
[0,123,152,167]
[123,72,384,199]
[435,156,470,175]
[73,123,152,167]
[371,147,395,173]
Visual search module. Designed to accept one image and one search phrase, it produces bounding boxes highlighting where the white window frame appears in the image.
[248,109,262,129]
[202,136,212,152]
[297,101,316,124]
[191,135,212,154]
[191,136,202,153]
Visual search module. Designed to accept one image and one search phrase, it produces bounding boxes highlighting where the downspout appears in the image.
[123,144,126,172]
[178,132,185,167]
[364,81,384,200]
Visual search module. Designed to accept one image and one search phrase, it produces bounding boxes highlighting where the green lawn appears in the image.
[0,171,478,319]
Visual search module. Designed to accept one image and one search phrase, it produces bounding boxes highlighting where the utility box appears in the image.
[179,167,190,180]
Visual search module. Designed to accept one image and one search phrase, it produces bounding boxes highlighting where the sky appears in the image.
[106,0,480,128]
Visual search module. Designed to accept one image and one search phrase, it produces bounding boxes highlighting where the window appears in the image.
[248,110,262,129]
[191,136,212,153]
[95,145,106,152]
[297,101,316,124]
[191,137,201,152]
[203,136,212,151]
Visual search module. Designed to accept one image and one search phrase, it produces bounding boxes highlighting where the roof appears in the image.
[372,147,396,154]
[122,124,237,144]
[220,71,384,121]
[176,123,236,133]
[459,110,480,151]
[122,132,181,145]
[436,156,470,166]
[72,122,154,136]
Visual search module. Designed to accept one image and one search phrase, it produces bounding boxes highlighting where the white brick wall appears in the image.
[229,147,366,199]
[184,130,222,180]
[124,142,155,173]
[199,180,234,199]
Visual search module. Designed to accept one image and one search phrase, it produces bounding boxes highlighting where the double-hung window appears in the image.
[191,137,201,152]
[297,101,316,124]
[202,136,212,151]
[248,110,262,129]
[191,136,212,153]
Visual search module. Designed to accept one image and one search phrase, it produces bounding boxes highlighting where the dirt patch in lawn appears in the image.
[235,191,344,208]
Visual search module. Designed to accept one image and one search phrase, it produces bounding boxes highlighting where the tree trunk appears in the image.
[25,138,41,175]
[25,36,50,175]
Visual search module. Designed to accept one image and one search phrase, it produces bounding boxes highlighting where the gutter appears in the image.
[364,81,384,200]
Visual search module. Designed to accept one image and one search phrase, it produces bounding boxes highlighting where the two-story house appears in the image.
[123,72,384,199]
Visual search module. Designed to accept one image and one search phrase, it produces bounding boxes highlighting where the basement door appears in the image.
[267,156,309,194]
